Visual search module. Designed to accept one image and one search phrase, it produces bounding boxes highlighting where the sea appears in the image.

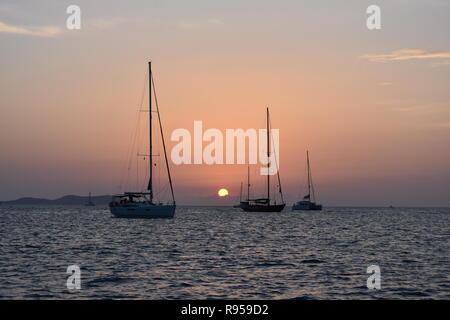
[0,206,449,299]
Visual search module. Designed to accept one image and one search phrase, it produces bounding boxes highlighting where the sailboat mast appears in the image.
[151,71,176,204]
[147,61,153,202]
[267,107,270,203]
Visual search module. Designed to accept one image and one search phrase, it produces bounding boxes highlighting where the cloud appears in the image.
[377,99,449,115]
[0,21,62,37]
[207,18,224,26]
[378,82,393,86]
[361,49,450,63]
[0,17,126,37]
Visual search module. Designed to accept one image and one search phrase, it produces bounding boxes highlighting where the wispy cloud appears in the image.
[207,18,224,26]
[86,17,127,30]
[0,17,127,37]
[432,122,450,128]
[378,82,393,86]
[361,49,450,63]
[0,21,62,37]
[432,61,450,67]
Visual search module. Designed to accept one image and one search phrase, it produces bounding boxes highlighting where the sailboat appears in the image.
[109,62,176,218]
[238,108,286,212]
[85,192,95,206]
[292,151,322,211]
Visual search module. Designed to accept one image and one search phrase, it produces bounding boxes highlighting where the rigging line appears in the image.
[154,113,161,203]
[136,150,139,191]
[138,111,150,191]
[255,115,266,199]
[155,183,170,200]
[120,112,139,190]
[151,73,176,204]
[136,118,144,191]
[269,116,284,204]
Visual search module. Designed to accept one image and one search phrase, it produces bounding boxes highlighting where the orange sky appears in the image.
[1,1,449,205]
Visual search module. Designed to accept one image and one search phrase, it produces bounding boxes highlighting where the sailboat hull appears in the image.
[240,202,285,212]
[110,204,176,219]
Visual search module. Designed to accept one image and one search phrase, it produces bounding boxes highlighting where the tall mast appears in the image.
[306,150,311,201]
[147,61,153,202]
[151,70,176,204]
[267,107,270,203]
[267,110,284,205]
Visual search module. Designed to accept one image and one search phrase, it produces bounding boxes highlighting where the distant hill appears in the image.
[1,195,112,206]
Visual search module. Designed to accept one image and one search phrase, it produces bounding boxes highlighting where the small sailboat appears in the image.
[238,108,286,212]
[85,192,95,206]
[109,62,176,218]
[292,151,322,211]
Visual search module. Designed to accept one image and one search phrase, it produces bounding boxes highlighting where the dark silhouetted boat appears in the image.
[237,108,285,212]
[85,192,95,206]
[109,62,176,218]
[292,151,322,211]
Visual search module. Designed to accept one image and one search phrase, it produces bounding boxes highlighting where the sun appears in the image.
[218,188,229,197]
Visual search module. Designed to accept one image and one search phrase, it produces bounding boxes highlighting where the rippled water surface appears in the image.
[0,206,449,299]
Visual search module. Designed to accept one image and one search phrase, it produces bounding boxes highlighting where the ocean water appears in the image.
[0,206,449,299]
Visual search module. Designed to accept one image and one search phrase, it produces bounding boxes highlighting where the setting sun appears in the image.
[218,188,229,197]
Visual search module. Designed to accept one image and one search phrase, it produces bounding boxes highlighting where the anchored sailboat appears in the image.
[238,108,285,212]
[109,62,176,218]
[292,151,322,211]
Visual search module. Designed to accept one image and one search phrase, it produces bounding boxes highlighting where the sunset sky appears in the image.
[1,0,449,206]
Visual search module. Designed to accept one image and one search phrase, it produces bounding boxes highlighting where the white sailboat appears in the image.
[237,108,286,212]
[292,151,322,211]
[109,62,176,218]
